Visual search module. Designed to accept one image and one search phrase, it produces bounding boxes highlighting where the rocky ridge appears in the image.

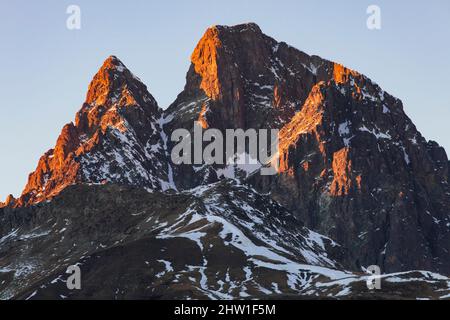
[1,23,449,299]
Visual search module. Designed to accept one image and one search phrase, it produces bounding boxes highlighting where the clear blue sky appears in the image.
[0,0,449,200]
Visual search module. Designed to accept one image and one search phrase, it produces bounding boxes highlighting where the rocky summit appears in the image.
[1,23,449,300]
[15,56,173,207]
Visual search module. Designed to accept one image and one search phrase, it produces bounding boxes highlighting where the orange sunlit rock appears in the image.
[119,87,138,107]
[356,174,362,189]
[197,103,209,129]
[17,55,160,207]
[86,56,118,106]
[332,63,364,97]
[278,83,326,173]
[329,147,361,196]
[100,109,127,133]
[273,84,282,108]
[333,63,359,85]
[3,194,16,207]
[330,147,352,195]
[191,27,222,100]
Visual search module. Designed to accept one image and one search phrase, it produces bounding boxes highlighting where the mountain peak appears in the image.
[102,55,126,69]
[95,55,130,81]
[85,55,138,106]
[183,22,319,129]
[0,194,16,208]
[189,22,276,100]
[166,23,450,276]
[213,22,262,34]
[16,54,168,207]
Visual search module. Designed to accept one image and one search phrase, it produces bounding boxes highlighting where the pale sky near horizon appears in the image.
[0,0,449,200]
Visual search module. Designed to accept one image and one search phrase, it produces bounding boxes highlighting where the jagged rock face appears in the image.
[163,23,393,189]
[0,195,17,208]
[164,23,331,189]
[251,69,450,275]
[165,23,450,275]
[167,23,324,132]
[14,56,173,207]
[165,23,382,132]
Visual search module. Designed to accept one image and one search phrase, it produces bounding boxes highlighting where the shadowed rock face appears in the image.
[0,182,347,299]
[164,23,450,275]
[1,183,449,300]
[251,80,450,274]
[1,23,449,299]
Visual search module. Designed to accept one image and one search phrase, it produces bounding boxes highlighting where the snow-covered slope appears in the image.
[1,182,448,300]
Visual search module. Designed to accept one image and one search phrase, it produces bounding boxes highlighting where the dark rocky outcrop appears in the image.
[163,23,450,275]
[2,183,448,300]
